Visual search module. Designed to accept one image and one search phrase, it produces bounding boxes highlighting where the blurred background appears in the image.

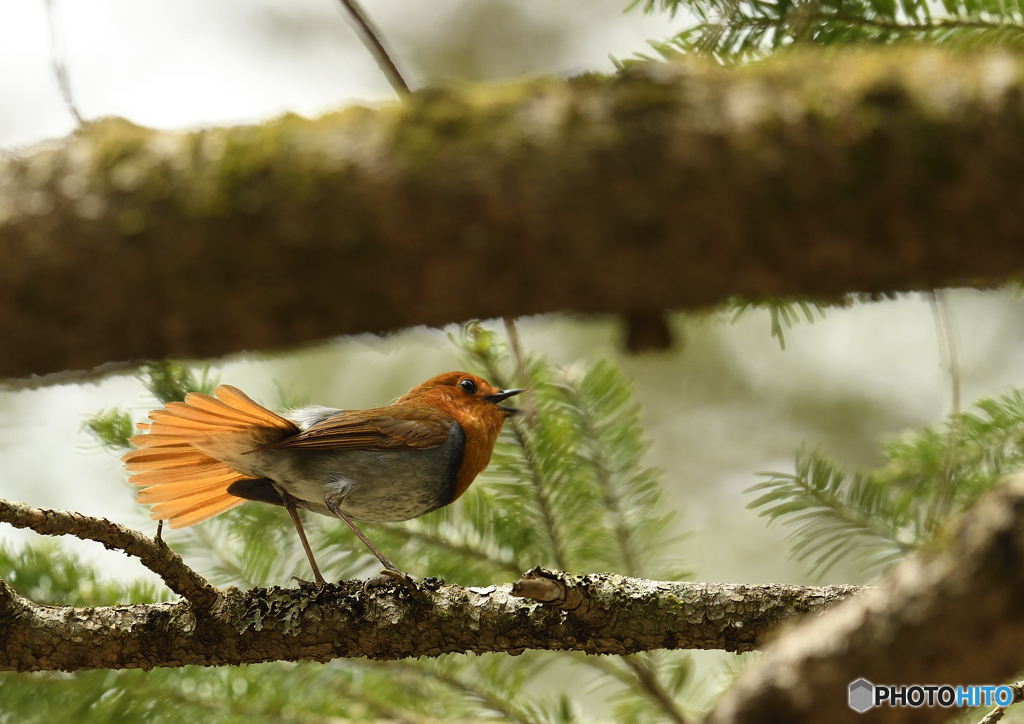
[4,0,1024,719]
[1,0,679,147]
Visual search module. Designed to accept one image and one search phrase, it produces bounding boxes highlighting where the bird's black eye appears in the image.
[459,379,477,394]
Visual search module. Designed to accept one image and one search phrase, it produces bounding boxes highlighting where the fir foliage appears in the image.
[455,323,694,724]
[4,325,695,722]
[728,298,830,351]
[82,361,219,450]
[748,388,1024,580]
[748,447,913,578]
[83,408,134,450]
[141,361,218,404]
[630,0,1024,61]
[0,541,167,607]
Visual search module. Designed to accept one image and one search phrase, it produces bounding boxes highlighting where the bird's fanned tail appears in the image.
[122,385,297,528]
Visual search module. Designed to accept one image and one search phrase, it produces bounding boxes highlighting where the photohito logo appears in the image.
[848,680,1014,712]
[849,679,873,713]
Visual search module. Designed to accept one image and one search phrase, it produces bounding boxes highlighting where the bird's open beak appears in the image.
[485,388,525,414]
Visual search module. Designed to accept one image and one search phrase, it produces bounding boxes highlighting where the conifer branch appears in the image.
[753,388,1024,580]
[578,650,692,722]
[816,13,1024,34]
[568,382,646,577]
[621,656,690,724]
[709,476,1024,724]
[472,346,571,570]
[464,331,690,720]
[0,498,218,609]
[376,523,525,578]
[748,451,914,577]
[510,422,570,570]
[694,13,1024,40]
[388,661,534,724]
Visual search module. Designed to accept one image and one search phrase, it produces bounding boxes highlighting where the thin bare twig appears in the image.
[44,0,84,126]
[978,681,1024,724]
[929,290,964,531]
[622,655,689,724]
[382,661,534,724]
[335,0,410,97]
[0,498,218,609]
[503,317,528,387]
[503,317,537,424]
[930,290,961,416]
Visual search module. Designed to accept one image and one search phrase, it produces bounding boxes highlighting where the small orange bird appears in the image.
[122,372,523,586]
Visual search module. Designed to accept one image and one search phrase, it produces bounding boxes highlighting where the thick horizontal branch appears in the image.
[0,565,861,672]
[708,475,1024,724]
[3,48,1024,379]
[0,499,218,608]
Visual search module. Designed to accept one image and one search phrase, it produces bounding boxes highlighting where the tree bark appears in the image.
[3,48,1024,380]
[0,558,861,672]
[0,499,217,608]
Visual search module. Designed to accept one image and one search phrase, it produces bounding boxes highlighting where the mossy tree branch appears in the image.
[4,48,1024,381]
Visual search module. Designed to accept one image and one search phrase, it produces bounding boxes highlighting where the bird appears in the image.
[121,371,523,587]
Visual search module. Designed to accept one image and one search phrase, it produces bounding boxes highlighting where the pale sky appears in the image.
[0,0,681,148]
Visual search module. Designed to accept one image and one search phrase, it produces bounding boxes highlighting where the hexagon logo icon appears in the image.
[849,679,874,713]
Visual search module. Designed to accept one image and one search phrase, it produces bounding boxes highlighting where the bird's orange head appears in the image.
[398,371,523,500]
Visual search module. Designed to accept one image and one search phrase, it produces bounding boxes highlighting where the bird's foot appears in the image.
[363,569,417,595]
[290,573,327,588]
[422,576,444,591]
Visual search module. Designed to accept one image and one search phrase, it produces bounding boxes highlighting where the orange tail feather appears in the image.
[122,385,297,528]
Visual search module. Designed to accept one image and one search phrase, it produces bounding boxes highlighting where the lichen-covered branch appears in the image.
[8,475,1024,682]
[708,475,1024,724]
[0,498,218,609]
[0,561,861,672]
[3,48,1024,380]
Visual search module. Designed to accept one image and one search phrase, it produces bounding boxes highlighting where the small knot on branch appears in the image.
[512,568,567,604]
[511,568,604,621]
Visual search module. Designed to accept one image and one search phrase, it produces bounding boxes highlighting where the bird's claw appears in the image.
[363,569,417,595]
[422,576,444,591]
[290,574,327,588]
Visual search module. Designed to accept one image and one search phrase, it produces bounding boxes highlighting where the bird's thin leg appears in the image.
[325,497,398,571]
[284,493,327,587]
[324,497,415,590]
